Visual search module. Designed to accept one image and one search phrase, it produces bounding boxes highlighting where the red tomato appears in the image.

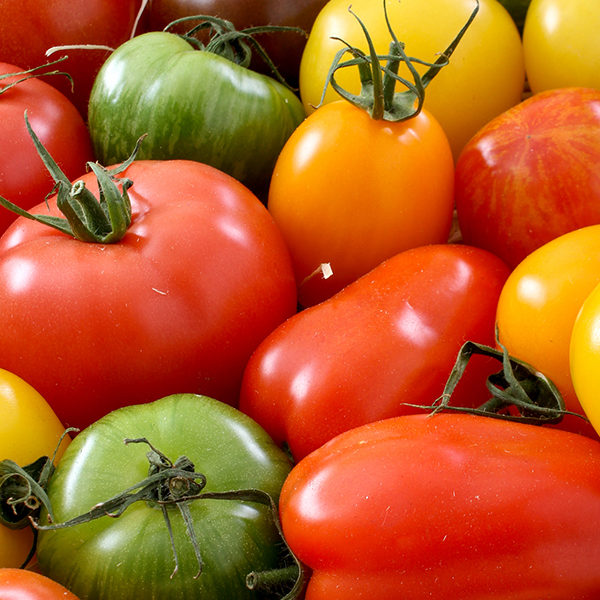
[280,413,600,599]
[0,63,95,235]
[239,244,510,461]
[0,0,144,118]
[455,87,600,269]
[0,160,297,430]
[0,568,81,600]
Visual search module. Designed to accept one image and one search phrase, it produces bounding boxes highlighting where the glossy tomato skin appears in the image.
[455,87,600,269]
[37,394,293,600]
[239,244,511,461]
[300,0,524,161]
[280,413,600,599]
[523,0,600,94]
[0,370,70,568]
[0,569,81,600]
[146,0,329,88]
[0,0,144,118]
[0,160,297,431]
[268,101,455,308]
[496,225,600,440]
[88,31,306,202]
[0,63,95,236]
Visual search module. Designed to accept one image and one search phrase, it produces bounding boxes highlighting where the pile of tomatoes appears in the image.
[2,0,600,598]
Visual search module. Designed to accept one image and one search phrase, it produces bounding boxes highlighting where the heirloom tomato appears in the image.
[523,0,600,94]
[496,225,600,440]
[279,413,600,599]
[0,369,70,568]
[0,569,81,600]
[239,244,510,461]
[299,0,524,161]
[0,63,94,235]
[0,155,296,431]
[455,87,600,269]
[0,0,144,118]
[36,394,293,600]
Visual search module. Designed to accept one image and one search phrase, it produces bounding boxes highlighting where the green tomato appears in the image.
[36,394,293,600]
[88,31,306,201]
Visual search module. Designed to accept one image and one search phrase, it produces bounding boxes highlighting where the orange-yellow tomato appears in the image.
[496,226,600,439]
[300,0,525,161]
[268,101,455,308]
[0,370,70,568]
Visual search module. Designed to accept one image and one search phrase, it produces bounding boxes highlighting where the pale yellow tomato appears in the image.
[300,0,525,160]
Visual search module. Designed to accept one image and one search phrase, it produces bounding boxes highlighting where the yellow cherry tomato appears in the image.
[300,0,525,161]
[523,0,600,94]
[496,225,600,439]
[0,369,70,568]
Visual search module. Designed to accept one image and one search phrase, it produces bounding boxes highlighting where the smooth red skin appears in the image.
[239,244,511,461]
[0,63,95,235]
[455,87,600,269]
[0,0,144,118]
[280,413,600,600]
[0,160,297,430]
[0,569,81,600]
[146,0,329,87]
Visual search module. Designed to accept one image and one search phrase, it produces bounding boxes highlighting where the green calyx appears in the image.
[319,0,479,122]
[0,112,144,244]
[0,57,73,97]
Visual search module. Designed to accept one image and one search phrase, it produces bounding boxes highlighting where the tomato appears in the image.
[0,62,95,236]
[496,225,600,440]
[36,393,293,600]
[0,157,297,431]
[0,568,81,600]
[523,0,600,94]
[0,369,70,568]
[239,244,511,461]
[570,282,600,438]
[279,413,600,599]
[299,0,524,161]
[88,30,306,202]
[0,0,144,118]
[497,0,531,33]
[145,0,330,88]
[268,100,454,307]
[455,87,600,269]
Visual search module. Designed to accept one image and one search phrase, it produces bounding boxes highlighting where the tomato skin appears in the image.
[36,394,292,600]
[0,63,95,236]
[496,225,600,440]
[268,101,455,308]
[455,87,600,269]
[0,569,81,600]
[279,413,600,599]
[523,0,600,94]
[0,160,297,431]
[239,244,510,461]
[300,0,524,161]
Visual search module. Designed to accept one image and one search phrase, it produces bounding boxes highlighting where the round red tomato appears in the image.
[0,62,95,235]
[455,87,600,269]
[239,244,510,461]
[0,569,81,600]
[0,159,297,430]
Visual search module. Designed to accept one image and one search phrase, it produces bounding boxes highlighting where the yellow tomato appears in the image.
[0,369,70,568]
[496,225,600,439]
[300,0,525,161]
[523,0,600,94]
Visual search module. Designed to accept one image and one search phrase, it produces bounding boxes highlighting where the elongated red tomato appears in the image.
[280,413,600,599]
[239,244,510,461]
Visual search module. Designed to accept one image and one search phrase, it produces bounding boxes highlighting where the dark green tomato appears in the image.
[88,31,306,200]
[36,394,293,600]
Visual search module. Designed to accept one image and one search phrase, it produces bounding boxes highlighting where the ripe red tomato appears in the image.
[0,160,297,430]
[455,87,600,269]
[0,0,144,117]
[279,413,600,599]
[0,63,95,235]
[239,244,510,461]
[0,569,81,600]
